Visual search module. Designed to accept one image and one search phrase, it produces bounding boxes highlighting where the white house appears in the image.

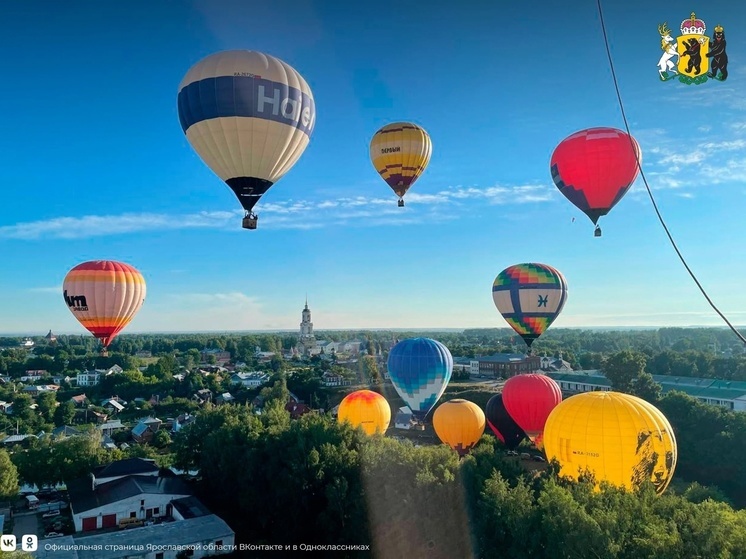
[68,459,188,532]
[76,370,101,387]
[395,406,415,430]
[231,371,269,387]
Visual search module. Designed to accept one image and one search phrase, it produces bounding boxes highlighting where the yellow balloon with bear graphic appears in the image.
[542,391,677,495]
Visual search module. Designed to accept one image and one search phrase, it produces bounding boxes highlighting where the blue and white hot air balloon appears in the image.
[177,50,316,230]
[387,338,453,420]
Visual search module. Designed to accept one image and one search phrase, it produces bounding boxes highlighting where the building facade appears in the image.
[470,354,542,378]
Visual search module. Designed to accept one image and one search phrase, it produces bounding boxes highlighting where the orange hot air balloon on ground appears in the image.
[62,261,146,355]
[337,390,391,435]
[502,374,562,449]
[433,399,486,457]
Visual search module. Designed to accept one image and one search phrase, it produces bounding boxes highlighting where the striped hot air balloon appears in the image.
[492,263,568,350]
[62,261,146,355]
[370,122,432,206]
[177,50,316,230]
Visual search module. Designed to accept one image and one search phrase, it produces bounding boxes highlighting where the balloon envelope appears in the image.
[543,391,677,495]
[550,127,641,225]
[62,261,146,348]
[433,399,485,457]
[502,374,562,445]
[492,263,568,348]
[387,338,453,419]
[178,50,315,214]
[370,122,432,200]
[337,390,391,436]
[485,394,527,450]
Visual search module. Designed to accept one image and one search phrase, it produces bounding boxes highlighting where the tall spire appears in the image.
[305,293,309,310]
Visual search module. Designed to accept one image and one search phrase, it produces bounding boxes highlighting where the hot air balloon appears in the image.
[550,127,641,237]
[502,373,562,448]
[337,390,391,436]
[370,122,432,206]
[433,399,485,457]
[62,261,146,356]
[387,338,453,420]
[177,50,316,230]
[492,263,568,351]
[485,394,527,450]
[543,391,677,495]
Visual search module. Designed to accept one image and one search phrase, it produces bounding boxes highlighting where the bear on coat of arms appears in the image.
[707,24,728,80]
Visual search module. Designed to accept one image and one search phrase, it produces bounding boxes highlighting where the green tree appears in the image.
[153,429,171,448]
[53,401,76,427]
[0,449,19,499]
[602,350,647,393]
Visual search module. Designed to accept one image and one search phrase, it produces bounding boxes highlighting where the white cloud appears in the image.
[1,184,555,240]
[27,287,60,294]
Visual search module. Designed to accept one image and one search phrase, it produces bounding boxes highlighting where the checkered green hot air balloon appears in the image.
[492,263,568,350]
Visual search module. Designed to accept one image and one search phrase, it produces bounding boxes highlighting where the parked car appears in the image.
[506,450,519,456]
[532,455,546,462]
[42,510,60,518]
[44,532,63,538]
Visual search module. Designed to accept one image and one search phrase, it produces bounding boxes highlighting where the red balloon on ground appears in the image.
[502,373,562,446]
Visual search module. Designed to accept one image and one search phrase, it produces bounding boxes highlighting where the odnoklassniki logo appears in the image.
[657,12,728,84]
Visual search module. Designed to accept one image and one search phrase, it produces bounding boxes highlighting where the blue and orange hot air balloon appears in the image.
[550,127,641,236]
[492,263,568,351]
[62,261,146,355]
[387,338,452,420]
[178,50,316,230]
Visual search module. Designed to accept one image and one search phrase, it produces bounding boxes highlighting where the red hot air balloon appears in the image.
[502,373,562,449]
[550,127,641,237]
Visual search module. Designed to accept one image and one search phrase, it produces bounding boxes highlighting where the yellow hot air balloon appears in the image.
[543,391,677,495]
[62,261,146,356]
[337,390,391,436]
[433,399,486,457]
[370,122,432,206]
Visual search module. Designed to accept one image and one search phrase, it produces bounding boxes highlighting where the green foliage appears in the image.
[0,449,19,499]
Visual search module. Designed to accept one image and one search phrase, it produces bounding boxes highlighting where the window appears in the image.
[141,499,145,506]
[130,512,136,518]
[156,554,164,559]
[215,540,223,547]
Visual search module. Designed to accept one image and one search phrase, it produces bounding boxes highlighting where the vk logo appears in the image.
[0,534,16,551]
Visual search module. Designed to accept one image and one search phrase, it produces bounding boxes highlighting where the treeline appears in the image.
[170,383,746,559]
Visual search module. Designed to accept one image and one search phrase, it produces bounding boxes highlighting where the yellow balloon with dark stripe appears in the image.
[337,390,391,436]
[370,122,432,200]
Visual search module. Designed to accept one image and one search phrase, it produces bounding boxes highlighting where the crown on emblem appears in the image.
[681,11,706,35]
[715,24,724,33]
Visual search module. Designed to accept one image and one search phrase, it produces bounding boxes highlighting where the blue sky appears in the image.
[1,0,745,334]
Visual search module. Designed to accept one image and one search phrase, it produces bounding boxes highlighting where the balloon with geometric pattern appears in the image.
[178,50,316,230]
[492,263,568,350]
[370,122,432,207]
[62,260,146,356]
[386,337,453,420]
